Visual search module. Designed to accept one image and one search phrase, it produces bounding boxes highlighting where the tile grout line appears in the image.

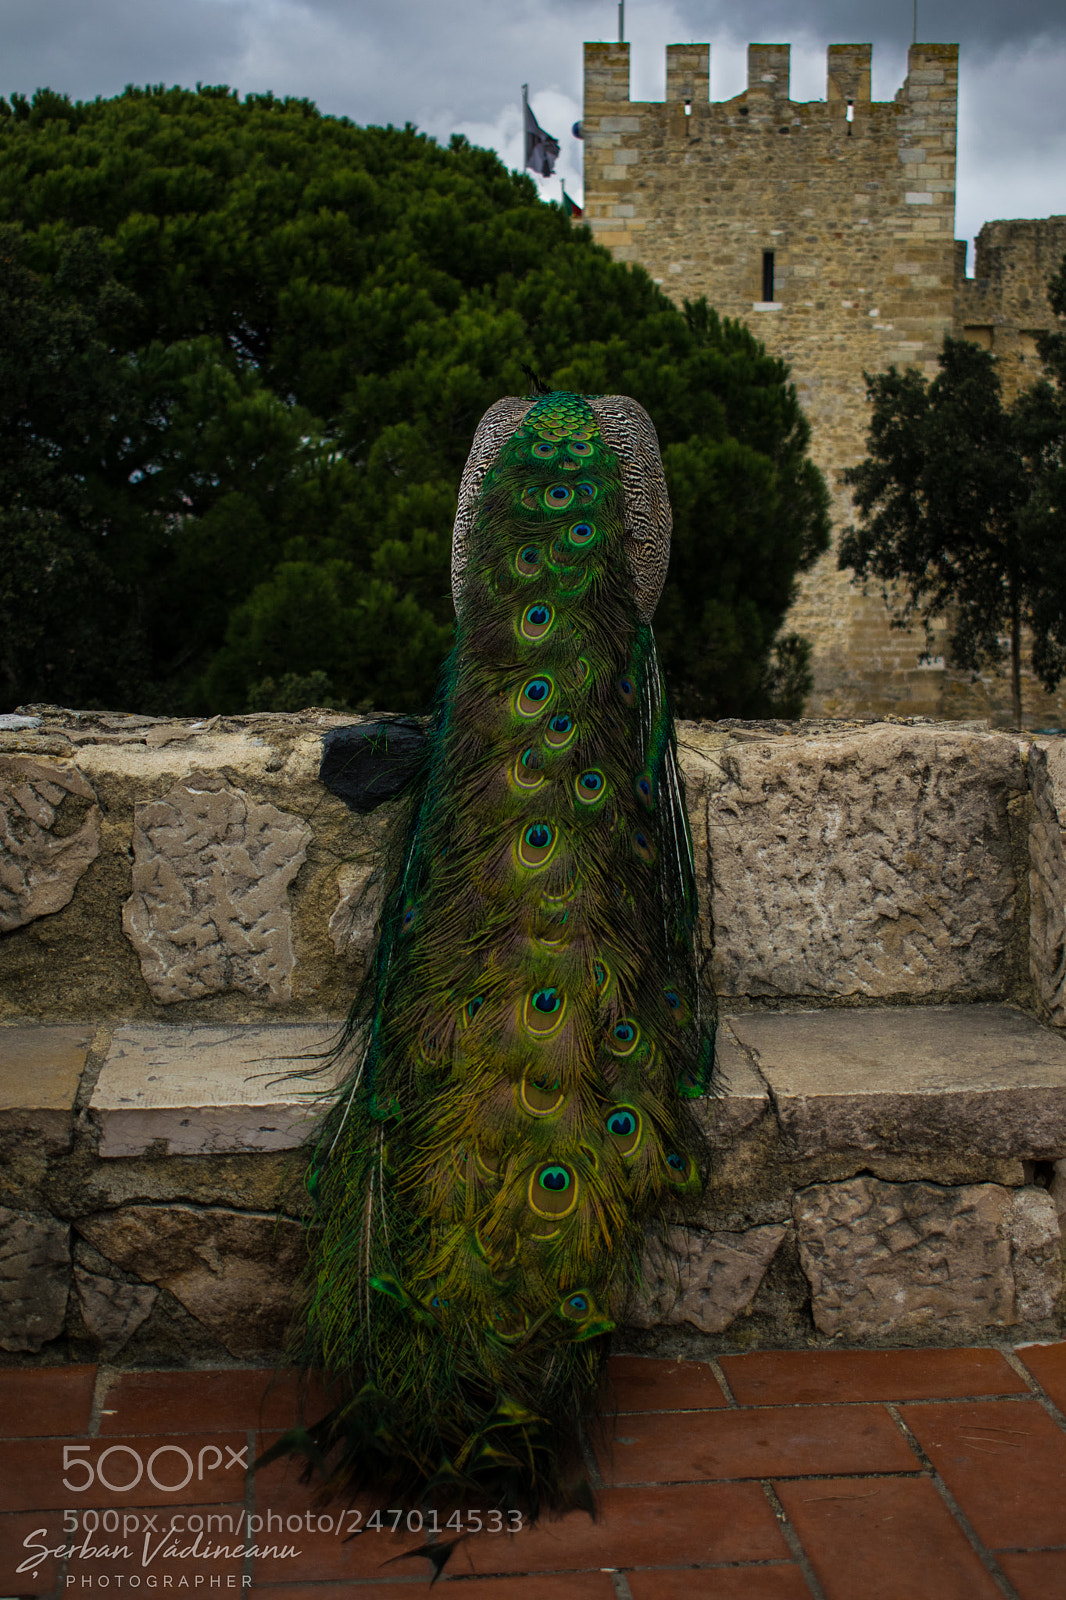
[88,1362,117,1439]
[617,1391,1043,1414]
[999,1343,1066,1433]
[761,1480,828,1600]
[708,1355,740,1407]
[884,1403,1022,1600]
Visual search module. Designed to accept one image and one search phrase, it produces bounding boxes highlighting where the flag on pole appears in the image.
[562,189,583,219]
[522,84,560,177]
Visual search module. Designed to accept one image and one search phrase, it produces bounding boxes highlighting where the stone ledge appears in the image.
[729,1004,1066,1161]
[5,1007,1066,1167]
[0,1026,94,1155]
[87,1024,341,1157]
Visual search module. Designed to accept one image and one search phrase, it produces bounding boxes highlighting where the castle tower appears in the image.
[583,41,964,717]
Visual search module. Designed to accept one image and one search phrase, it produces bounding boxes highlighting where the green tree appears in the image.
[0,86,830,718]
[839,330,1066,728]
[0,224,141,707]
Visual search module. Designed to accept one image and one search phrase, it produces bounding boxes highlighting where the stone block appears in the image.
[75,1204,307,1358]
[0,1206,70,1352]
[694,1026,769,1148]
[1029,740,1066,1022]
[1010,1188,1062,1322]
[628,1222,787,1334]
[729,1005,1066,1160]
[794,1176,1061,1339]
[74,1266,158,1356]
[707,727,1023,1000]
[122,771,311,1004]
[0,1025,92,1155]
[329,859,383,962]
[0,757,100,931]
[89,1024,340,1157]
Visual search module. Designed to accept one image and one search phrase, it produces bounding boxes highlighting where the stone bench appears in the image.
[2,1006,1063,1364]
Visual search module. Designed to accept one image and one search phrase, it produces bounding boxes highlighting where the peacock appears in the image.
[284,389,715,1519]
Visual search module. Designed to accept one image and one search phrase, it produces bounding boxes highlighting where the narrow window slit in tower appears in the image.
[762,251,775,304]
[846,99,854,136]
[684,97,692,117]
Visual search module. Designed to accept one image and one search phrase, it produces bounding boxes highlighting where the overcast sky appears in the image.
[6,0,1066,264]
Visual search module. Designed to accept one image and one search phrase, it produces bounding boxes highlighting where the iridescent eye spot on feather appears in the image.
[545,484,574,510]
[463,995,484,1027]
[513,746,546,791]
[529,1163,578,1218]
[606,1106,641,1156]
[568,521,595,548]
[562,1292,589,1318]
[517,676,554,717]
[520,486,541,512]
[520,1073,565,1116]
[608,1019,640,1056]
[571,657,591,688]
[523,986,567,1037]
[515,545,540,576]
[518,822,556,869]
[633,828,656,863]
[531,441,556,459]
[664,1150,694,1185]
[491,1309,529,1342]
[664,986,691,1028]
[475,1144,500,1176]
[575,481,598,502]
[545,713,576,750]
[618,675,637,705]
[575,769,606,805]
[593,960,610,990]
[401,900,417,933]
[567,439,593,457]
[520,603,553,641]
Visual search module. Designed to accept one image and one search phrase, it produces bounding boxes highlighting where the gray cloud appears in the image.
[4,0,1065,257]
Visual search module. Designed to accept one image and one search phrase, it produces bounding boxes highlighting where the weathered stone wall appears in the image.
[1,710,1064,1363]
[957,216,1066,402]
[582,41,1066,728]
[0,710,386,1023]
[0,709,1044,1023]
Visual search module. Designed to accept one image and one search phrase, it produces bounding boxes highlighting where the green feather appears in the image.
[292,393,715,1515]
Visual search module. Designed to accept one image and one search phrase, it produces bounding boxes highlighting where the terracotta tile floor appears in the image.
[0,1343,1063,1599]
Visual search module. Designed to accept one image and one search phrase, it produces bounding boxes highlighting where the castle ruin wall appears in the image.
[583,42,1066,727]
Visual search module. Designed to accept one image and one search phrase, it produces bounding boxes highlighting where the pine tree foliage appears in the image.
[0,86,830,717]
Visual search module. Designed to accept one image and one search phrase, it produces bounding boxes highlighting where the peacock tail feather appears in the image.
[292,391,715,1515]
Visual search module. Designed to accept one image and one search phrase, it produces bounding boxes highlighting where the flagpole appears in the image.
[522,83,529,171]
[618,1,624,44]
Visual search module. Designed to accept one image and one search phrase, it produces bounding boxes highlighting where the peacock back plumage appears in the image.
[294,391,714,1514]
